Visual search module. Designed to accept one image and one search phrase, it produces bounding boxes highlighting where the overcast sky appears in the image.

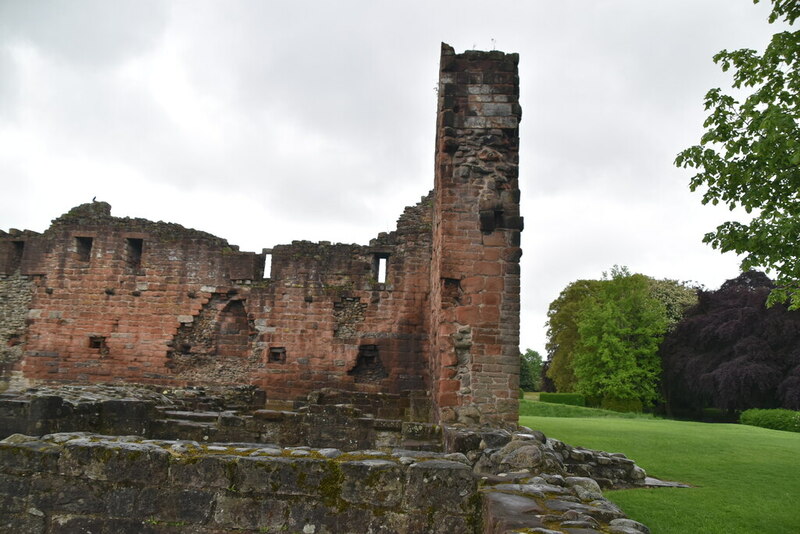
[0,1,785,354]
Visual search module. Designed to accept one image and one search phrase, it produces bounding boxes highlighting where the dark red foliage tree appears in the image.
[661,271,800,415]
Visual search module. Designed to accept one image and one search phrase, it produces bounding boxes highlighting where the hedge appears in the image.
[538,393,585,406]
[740,408,800,433]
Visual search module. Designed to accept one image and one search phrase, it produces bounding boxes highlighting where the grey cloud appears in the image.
[0,0,168,67]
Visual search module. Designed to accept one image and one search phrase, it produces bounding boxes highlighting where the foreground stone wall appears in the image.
[0,387,654,534]
[0,431,652,534]
[0,433,480,534]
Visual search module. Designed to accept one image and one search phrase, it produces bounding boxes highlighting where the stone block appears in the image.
[0,440,61,476]
[212,492,288,530]
[49,516,159,534]
[235,456,331,497]
[0,513,45,534]
[59,440,169,484]
[169,454,235,489]
[340,459,404,507]
[403,460,474,512]
[140,487,216,524]
[30,476,108,515]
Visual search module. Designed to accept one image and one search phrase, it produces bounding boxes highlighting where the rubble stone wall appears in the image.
[0,270,34,390]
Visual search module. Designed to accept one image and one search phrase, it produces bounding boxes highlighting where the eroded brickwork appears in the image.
[0,44,522,425]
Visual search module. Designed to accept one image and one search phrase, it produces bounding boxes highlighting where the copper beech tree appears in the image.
[661,271,800,414]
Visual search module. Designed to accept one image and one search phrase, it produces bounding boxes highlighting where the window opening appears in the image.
[263,253,272,279]
[76,237,93,262]
[494,209,504,229]
[378,257,387,283]
[268,347,286,363]
[88,335,108,356]
[372,254,389,284]
[126,238,143,268]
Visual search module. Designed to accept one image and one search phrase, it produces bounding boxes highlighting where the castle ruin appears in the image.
[0,44,657,534]
[0,43,522,428]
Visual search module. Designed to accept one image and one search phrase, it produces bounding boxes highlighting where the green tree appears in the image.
[572,266,669,408]
[647,278,699,329]
[520,348,543,391]
[545,279,602,392]
[676,0,800,308]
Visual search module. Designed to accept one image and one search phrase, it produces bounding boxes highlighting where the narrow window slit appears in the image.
[372,254,389,284]
[76,237,93,263]
[126,238,143,268]
[263,252,272,279]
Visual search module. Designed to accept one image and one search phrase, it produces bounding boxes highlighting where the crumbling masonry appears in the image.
[0,44,522,427]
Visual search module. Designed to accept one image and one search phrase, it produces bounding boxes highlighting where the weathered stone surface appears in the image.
[0,432,656,534]
[341,459,404,506]
[59,439,170,483]
[404,459,475,512]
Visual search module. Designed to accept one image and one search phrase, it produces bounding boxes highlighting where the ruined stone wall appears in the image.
[429,44,523,426]
[0,197,435,419]
[6,202,264,386]
[0,44,524,425]
[245,195,433,410]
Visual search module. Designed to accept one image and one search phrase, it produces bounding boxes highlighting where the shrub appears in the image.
[539,393,585,406]
[740,408,800,433]
[601,396,643,413]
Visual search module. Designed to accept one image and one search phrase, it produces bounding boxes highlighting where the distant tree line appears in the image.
[534,0,800,417]
[541,268,800,416]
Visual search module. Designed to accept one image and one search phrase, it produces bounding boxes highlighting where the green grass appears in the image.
[520,409,800,534]
[519,398,654,419]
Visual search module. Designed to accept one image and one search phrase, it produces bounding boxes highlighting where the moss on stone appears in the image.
[319,460,345,511]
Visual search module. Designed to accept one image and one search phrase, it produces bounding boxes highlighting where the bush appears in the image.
[740,408,800,433]
[539,393,585,406]
[601,396,643,413]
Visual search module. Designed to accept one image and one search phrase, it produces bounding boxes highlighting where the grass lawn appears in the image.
[520,405,800,534]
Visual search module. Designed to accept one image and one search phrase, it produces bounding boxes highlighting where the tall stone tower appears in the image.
[429,44,523,426]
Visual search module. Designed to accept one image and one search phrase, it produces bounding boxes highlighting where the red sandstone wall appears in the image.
[236,196,433,409]
[0,44,523,425]
[14,202,263,385]
[3,197,434,419]
[429,44,522,426]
